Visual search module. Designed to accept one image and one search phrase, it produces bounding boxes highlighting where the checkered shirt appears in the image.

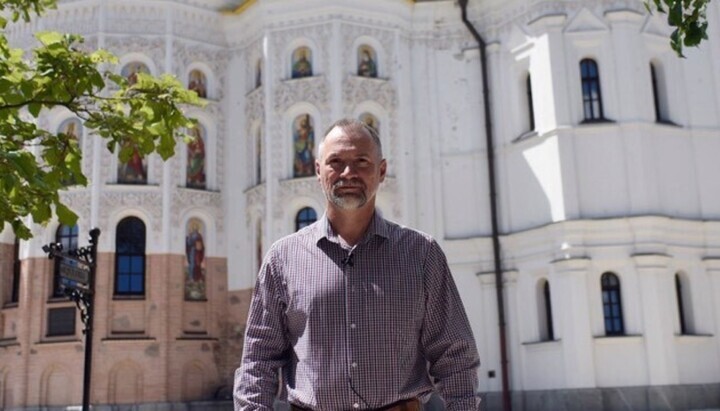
[234,212,481,411]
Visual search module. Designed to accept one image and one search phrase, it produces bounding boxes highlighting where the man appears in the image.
[234,119,481,411]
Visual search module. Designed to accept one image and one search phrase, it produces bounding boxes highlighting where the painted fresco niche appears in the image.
[293,114,315,178]
[357,44,378,78]
[255,58,262,89]
[117,143,147,184]
[185,218,206,301]
[186,125,207,190]
[58,117,83,186]
[121,62,150,86]
[188,69,207,99]
[291,46,313,79]
[359,112,380,136]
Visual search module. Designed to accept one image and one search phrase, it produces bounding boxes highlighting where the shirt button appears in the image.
[351,362,357,368]
[350,323,356,329]
[353,403,360,409]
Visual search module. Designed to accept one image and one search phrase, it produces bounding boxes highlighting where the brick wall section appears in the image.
[0,252,253,408]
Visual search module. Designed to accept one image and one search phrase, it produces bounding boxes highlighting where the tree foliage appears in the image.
[645,0,711,57]
[1,0,202,239]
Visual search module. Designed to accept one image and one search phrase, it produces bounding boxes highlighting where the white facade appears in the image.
[2,0,720,409]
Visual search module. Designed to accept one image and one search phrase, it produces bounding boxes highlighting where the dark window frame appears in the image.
[114,217,147,297]
[543,280,554,341]
[52,224,79,298]
[295,207,317,231]
[526,73,536,132]
[580,59,605,122]
[601,272,625,336]
[11,238,21,303]
[47,306,76,337]
[675,273,688,335]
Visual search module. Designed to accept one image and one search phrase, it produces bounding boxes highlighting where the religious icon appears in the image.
[255,59,263,89]
[291,47,313,79]
[357,45,378,78]
[58,118,83,186]
[188,69,207,98]
[293,114,315,177]
[121,62,150,86]
[185,218,206,301]
[117,142,147,184]
[359,113,380,136]
[186,125,206,189]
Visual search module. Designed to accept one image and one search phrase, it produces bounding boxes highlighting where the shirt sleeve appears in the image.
[420,239,482,411]
[233,247,291,411]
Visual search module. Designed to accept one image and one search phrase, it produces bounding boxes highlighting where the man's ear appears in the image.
[315,160,321,177]
[379,159,387,182]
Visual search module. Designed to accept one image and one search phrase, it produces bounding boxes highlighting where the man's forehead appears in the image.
[321,127,375,152]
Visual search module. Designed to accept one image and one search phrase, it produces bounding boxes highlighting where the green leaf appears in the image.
[35,31,64,46]
[28,102,42,117]
[55,201,78,225]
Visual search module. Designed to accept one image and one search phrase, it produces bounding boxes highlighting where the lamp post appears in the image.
[42,228,100,411]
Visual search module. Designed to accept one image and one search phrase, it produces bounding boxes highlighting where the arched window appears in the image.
[255,58,262,89]
[601,272,624,335]
[357,45,378,78]
[291,47,312,79]
[188,69,207,99]
[256,129,263,185]
[538,279,554,341]
[675,273,693,335]
[186,124,206,189]
[295,207,317,231]
[117,144,147,185]
[580,59,604,122]
[52,224,79,297]
[11,238,21,303]
[650,62,670,123]
[526,73,535,132]
[293,114,315,178]
[115,217,146,296]
[121,62,150,86]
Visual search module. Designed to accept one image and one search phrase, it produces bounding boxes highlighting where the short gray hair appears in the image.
[320,118,383,159]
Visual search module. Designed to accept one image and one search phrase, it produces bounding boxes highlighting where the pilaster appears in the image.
[552,256,595,388]
[632,253,678,385]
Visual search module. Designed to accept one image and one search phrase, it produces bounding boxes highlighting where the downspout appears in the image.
[458,1,512,411]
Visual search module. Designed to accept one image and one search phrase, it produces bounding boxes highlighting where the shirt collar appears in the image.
[313,210,390,245]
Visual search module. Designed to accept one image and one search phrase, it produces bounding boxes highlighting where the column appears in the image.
[552,257,596,388]
[633,253,678,385]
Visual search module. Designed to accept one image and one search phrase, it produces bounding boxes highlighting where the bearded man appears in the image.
[234,118,481,411]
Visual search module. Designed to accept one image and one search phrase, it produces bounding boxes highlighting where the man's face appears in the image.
[316,126,386,211]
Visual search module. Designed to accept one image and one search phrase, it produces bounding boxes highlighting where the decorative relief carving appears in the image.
[59,190,92,223]
[245,87,264,123]
[273,76,330,114]
[340,23,396,75]
[275,178,324,219]
[105,3,166,35]
[269,22,332,81]
[173,41,230,100]
[104,36,164,72]
[172,8,226,46]
[171,190,223,224]
[99,190,163,233]
[342,76,397,111]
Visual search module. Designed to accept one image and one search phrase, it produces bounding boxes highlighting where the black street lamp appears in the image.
[42,228,100,411]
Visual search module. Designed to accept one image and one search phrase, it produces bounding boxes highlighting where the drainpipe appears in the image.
[458,1,512,411]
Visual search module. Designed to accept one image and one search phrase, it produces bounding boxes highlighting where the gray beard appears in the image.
[326,180,367,210]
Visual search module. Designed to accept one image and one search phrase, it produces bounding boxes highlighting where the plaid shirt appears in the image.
[234,212,481,411]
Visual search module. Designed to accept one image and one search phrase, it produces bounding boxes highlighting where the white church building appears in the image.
[1,0,720,410]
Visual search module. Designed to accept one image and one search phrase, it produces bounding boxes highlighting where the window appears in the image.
[295,207,317,231]
[650,62,671,123]
[11,238,21,303]
[601,272,624,335]
[291,46,312,79]
[115,217,146,296]
[47,307,76,337]
[580,59,604,122]
[186,125,206,190]
[538,280,554,341]
[675,273,694,335]
[527,73,535,131]
[256,129,263,184]
[52,225,79,298]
